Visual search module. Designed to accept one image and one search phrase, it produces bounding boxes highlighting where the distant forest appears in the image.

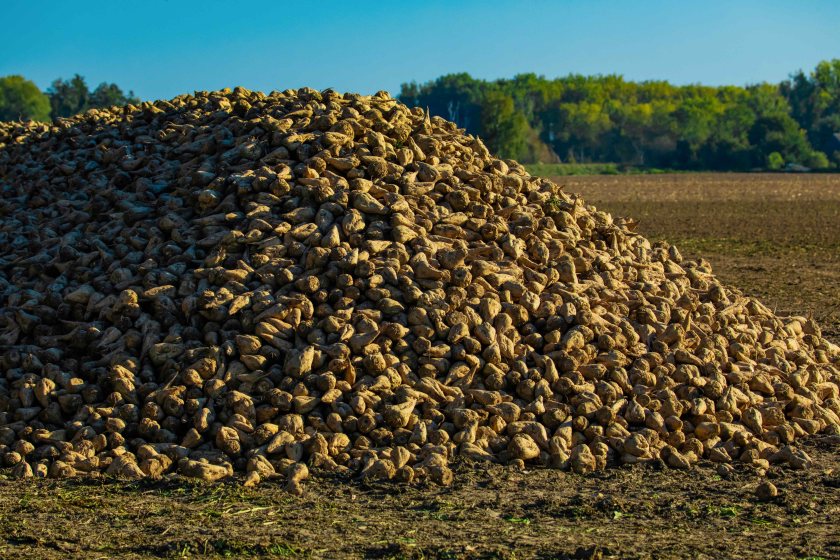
[2,61,839,171]
[0,74,138,123]
[399,60,840,170]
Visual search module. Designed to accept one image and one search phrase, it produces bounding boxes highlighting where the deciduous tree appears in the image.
[0,75,51,122]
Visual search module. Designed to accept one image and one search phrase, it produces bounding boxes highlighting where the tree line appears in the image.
[399,60,840,170]
[0,74,138,123]
[3,62,839,170]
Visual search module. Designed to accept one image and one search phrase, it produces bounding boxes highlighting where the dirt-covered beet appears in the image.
[0,89,839,491]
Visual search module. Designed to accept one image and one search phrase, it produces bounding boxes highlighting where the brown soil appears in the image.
[2,173,838,559]
[0,436,838,560]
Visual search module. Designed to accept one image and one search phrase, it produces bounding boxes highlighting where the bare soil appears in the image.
[2,173,838,559]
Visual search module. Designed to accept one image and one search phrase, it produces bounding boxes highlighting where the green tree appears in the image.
[48,74,90,118]
[48,74,139,118]
[803,151,829,169]
[0,75,51,122]
[480,89,530,160]
[767,151,784,169]
[672,94,722,166]
[746,84,812,166]
[783,59,840,167]
[399,73,483,131]
[89,82,139,109]
[748,114,811,166]
[551,101,611,162]
[699,91,755,170]
[611,102,654,165]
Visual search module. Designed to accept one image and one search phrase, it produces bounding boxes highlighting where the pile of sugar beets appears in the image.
[1,88,838,493]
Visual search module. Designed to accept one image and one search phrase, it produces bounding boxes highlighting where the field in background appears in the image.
[1,173,838,559]
[553,173,840,342]
[526,163,678,176]
[526,163,625,176]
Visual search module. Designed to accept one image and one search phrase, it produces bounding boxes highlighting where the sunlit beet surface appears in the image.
[557,172,840,343]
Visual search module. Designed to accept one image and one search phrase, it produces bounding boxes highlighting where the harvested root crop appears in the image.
[1,88,839,493]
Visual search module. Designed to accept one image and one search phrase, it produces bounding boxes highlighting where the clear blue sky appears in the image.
[2,0,839,101]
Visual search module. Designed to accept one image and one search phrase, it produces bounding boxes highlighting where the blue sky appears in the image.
[2,0,839,100]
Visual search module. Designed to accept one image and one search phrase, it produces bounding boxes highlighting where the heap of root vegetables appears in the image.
[1,88,838,492]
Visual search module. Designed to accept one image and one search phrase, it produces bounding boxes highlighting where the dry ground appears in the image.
[1,173,838,559]
[0,438,838,560]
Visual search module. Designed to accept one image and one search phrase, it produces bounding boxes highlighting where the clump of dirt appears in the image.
[0,89,838,490]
